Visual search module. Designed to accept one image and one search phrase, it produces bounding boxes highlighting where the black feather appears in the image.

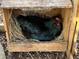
[16,14,63,41]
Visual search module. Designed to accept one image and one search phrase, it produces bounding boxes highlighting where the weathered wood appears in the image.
[2,0,77,57]
[77,1,79,17]
[71,3,79,55]
[3,9,12,43]
[72,19,79,55]
[0,0,72,8]
[2,8,73,53]
[66,0,78,59]
[8,41,67,52]
[66,17,77,59]
[69,53,74,59]
[61,8,72,41]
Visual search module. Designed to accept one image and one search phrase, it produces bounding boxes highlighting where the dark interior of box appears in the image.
[9,9,64,42]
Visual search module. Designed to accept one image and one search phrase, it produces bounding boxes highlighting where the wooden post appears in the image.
[66,0,78,59]
[2,9,12,44]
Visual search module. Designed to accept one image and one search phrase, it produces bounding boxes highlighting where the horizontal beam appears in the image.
[0,0,72,8]
[8,41,67,52]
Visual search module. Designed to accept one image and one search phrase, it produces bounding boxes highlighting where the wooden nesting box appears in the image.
[0,0,79,59]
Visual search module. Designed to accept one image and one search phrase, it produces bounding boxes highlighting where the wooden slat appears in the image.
[71,17,79,56]
[61,8,72,41]
[3,9,12,43]
[0,0,72,8]
[66,0,78,59]
[8,41,67,52]
[77,0,79,17]
[69,54,74,59]
[66,12,77,59]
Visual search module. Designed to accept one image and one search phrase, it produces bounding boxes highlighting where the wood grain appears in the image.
[0,0,72,8]
[8,41,67,52]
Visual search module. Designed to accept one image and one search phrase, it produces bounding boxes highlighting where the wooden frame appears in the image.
[1,0,79,59]
[2,8,71,52]
[2,0,79,59]
[8,41,67,52]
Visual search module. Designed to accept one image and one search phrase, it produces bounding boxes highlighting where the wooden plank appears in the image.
[71,17,79,56]
[3,9,12,43]
[8,41,67,52]
[77,0,79,17]
[66,0,78,59]
[61,8,72,41]
[66,18,77,57]
[69,54,74,59]
[0,0,72,8]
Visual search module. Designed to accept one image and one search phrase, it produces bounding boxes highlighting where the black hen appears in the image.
[16,14,63,41]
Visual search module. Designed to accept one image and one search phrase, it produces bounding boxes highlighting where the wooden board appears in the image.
[69,53,74,59]
[77,1,79,17]
[0,0,72,8]
[8,41,67,52]
[61,8,72,41]
[72,19,79,55]
[66,0,78,59]
[3,9,13,43]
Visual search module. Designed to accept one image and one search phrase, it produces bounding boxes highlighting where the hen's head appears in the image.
[53,15,62,27]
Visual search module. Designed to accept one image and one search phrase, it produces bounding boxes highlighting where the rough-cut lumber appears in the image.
[77,1,79,17]
[69,53,74,59]
[3,9,12,43]
[0,0,72,8]
[66,0,78,59]
[8,41,67,52]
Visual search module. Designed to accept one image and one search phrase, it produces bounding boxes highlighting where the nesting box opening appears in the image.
[9,9,64,42]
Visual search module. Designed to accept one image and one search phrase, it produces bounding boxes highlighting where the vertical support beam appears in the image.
[72,18,79,55]
[2,9,12,43]
[66,0,78,59]
[77,1,79,17]
[71,2,79,57]
[67,17,76,59]
[62,8,72,41]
